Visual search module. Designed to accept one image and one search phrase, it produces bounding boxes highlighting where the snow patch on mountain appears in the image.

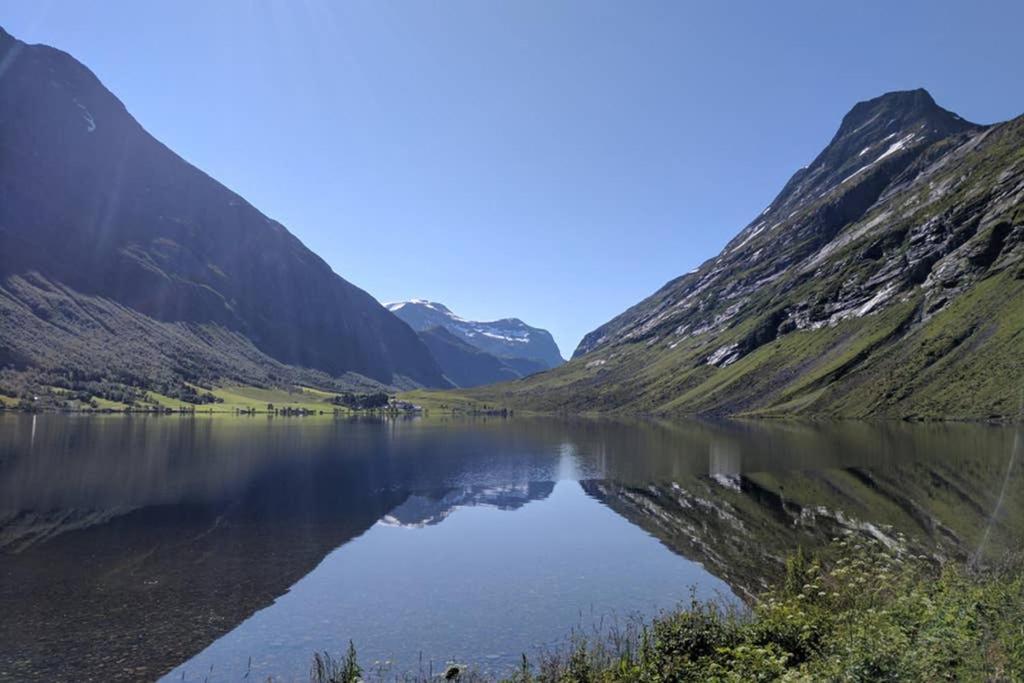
[73,99,95,132]
[387,299,564,368]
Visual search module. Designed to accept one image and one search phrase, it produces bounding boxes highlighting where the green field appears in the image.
[399,389,516,414]
[0,383,374,415]
[202,385,340,413]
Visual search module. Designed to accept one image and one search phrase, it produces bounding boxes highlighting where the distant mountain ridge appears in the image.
[457,89,1024,419]
[387,299,564,371]
[0,26,448,396]
[416,326,528,387]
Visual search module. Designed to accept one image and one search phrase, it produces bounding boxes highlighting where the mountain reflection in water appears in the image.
[0,414,1019,681]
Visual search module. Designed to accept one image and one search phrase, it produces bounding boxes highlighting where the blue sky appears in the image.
[3,1,1023,357]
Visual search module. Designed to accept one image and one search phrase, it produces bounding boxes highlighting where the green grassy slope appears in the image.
[423,271,1021,420]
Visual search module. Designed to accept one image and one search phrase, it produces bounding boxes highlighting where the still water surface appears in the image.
[0,414,1019,681]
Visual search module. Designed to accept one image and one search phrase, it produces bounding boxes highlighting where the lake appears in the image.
[0,414,1020,681]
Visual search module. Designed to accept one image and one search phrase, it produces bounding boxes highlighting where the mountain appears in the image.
[497,355,550,377]
[379,482,555,528]
[458,89,1024,419]
[387,299,564,369]
[0,26,448,397]
[416,326,526,387]
[574,89,983,358]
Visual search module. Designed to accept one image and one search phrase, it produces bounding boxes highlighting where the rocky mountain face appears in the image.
[574,89,983,357]
[0,27,448,394]
[388,299,563,373]
[475,89,1024,418]
[416,326,527,387]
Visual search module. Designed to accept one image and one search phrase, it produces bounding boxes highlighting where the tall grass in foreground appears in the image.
[311,538,1024,682]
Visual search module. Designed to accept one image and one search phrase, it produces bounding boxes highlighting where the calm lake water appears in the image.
[0,414,1020,682]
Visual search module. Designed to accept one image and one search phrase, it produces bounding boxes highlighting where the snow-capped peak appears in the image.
[386,299,461,319]
[388,299,564,367]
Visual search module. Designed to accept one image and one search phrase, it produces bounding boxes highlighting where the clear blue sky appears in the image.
[3,1,1023,357]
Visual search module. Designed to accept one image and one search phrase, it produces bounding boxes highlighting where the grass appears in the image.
[141,389,201,412]
[310,541,1024,682]
[422,268,1022,422]
[400,389,519,415]
[205,385,338,413]
[825,271,1024,419]
[89,396,135,411]
[42,385,134,411]
[0,381,386,415]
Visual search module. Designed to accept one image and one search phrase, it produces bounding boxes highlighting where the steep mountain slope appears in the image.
[416,326,523,387]
[458,90,1024,419]
[0,27,447,393]
[388,299,564,369]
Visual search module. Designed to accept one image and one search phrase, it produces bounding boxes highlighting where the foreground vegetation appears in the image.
[311,540,1023,682]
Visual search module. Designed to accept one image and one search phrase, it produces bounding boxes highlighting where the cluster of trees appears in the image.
[0,368,221,407]
[331,392,391,410]
[0,363,402,414]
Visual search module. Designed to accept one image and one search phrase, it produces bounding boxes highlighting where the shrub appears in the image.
[311,640,362,683]
[308,541,1023,682]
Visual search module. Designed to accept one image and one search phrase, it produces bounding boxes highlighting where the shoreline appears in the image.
[0,402,1019,424]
